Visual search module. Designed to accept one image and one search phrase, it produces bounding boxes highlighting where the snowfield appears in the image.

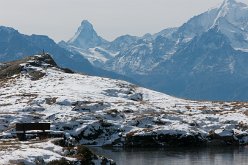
[1,54,248,163]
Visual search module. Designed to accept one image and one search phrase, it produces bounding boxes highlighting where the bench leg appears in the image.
[17,133,26,141]
[38,131,48,140]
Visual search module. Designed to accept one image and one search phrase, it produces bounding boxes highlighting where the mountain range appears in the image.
[61,0,248,101]
[1,0,248,101]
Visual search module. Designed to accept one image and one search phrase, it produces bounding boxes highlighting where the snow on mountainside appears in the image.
[2,54,248,155]
[60,44,117,66]
[105,38,162,75]
[211,0,248,51]
[148,27,248,101]
[107,35,138,52]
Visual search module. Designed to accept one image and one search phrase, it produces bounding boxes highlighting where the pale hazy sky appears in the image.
[0,0,248,42]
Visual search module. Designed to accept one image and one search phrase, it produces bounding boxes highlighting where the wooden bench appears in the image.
[16,123,50,141]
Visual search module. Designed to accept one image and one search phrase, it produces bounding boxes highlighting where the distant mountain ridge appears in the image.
[62,0,248,101]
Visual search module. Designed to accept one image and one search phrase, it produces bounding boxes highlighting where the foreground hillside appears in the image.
[1,54,248,162]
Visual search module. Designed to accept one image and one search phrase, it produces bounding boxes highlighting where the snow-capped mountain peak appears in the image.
[67,20,107,49]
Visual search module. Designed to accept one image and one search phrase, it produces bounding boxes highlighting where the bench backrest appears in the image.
[16,123,50,131]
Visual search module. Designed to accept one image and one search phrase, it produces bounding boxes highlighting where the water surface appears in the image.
[90,146,248,165]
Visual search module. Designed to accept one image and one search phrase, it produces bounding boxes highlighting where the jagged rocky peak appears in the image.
[67,20,107,49]
[0,54,58,80]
